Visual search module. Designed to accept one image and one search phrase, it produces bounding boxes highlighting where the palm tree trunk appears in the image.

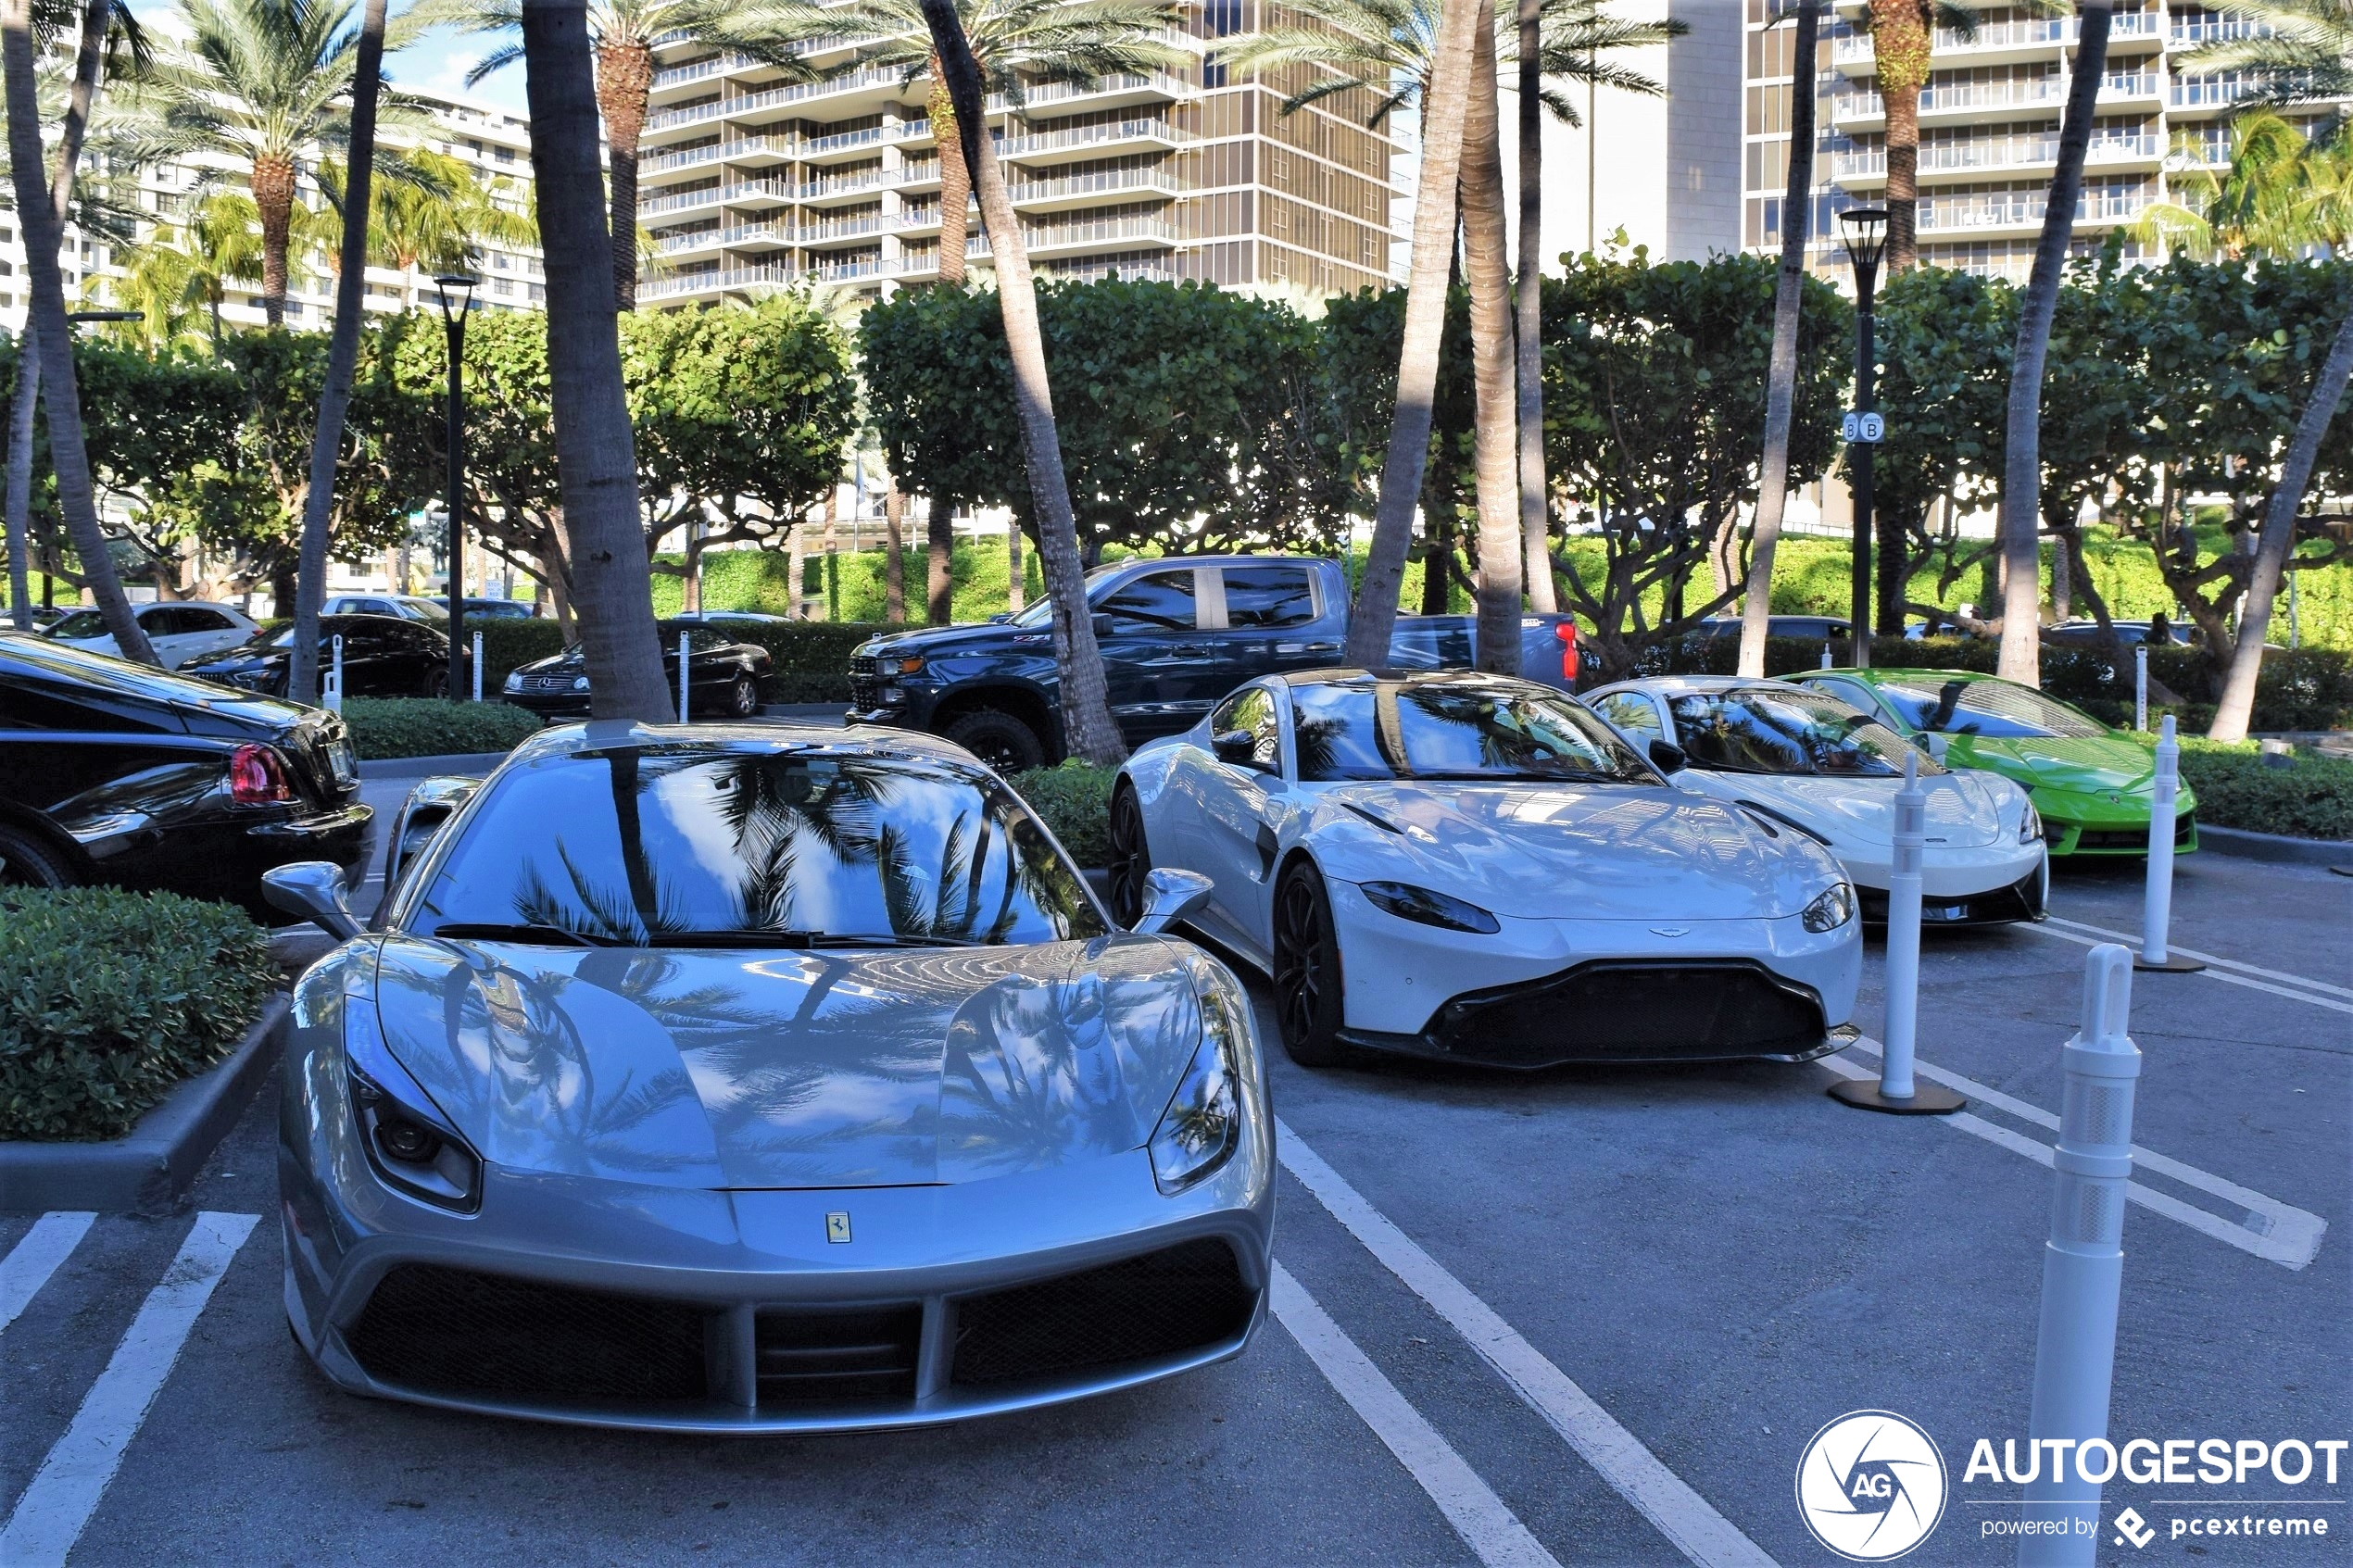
[1871,0,1930,274]
[2208,299,2353,743]
[1341,0,1484,669]
[253,153,296,328]
[1461,14,1521,674]
[0,0,151,662]
[1997,0,2111,686]
[5,332,36,631]
[1514,0,1552,615]
[926,502,952,623]
[522,0,671,721]
[1005,516,1025,612]
[288,0,389,705]
[595,38,651,310]
[884,475,906,622]
[930,70,970,286]
[1739,0,1821,679]
[921,0,1124,765]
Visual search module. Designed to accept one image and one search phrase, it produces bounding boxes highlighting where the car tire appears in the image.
[1272,860,1349,1068]
[0,823,78,890]
[726,671,760,719]
[1106,783,1151,928]
[943,709,1046,774]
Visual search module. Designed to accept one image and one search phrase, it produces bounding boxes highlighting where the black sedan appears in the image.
[186,614,466,698]
[501,621,771,720]
[0,637,371,915]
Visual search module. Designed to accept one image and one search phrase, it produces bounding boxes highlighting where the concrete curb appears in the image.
[2197,822,2353,868]
[0,995,290,1216]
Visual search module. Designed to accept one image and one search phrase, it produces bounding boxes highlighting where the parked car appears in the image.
[1584,676,2046,926]
[427,595,536,620]
[847,555,1580,771]
[665,609,793,626]
[0,636,369,913]
[44,600,258,670]
[2043,618,2191,647]
[1788,668,2196,858]
[261,722,1269,1433]
[1692,615,1853,642]
[187,614,464,698]
[1111,667,1861,1069]
[321,593,450,623]
[500,620,771,720]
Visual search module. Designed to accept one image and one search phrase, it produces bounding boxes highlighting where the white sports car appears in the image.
[1111,669,1862,1070]
[1583,676,2047,926]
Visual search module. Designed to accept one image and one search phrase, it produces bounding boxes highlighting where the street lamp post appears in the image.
[433,275,477,700]
[1838,207,1888,671]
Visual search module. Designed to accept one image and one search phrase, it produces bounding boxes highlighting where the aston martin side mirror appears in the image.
[261,861,363,940]
[1921,733,1951,762]
[1133,868,1214,935]
[1211,729,1258,767]
[1648,738,1688,774]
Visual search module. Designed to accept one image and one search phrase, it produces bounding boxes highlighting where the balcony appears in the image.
[1831,6,2159,74]
[644,65,906,135]
[997,116,1193,163]
[641,133,798,174]
[1833,70,2161,131]
[2169,69,2313,111]
[638,177,796,218]
[1831,132,2164,188]
[1916,182,2152,237]
[1004,164,1190,210]
[639,263,797,300]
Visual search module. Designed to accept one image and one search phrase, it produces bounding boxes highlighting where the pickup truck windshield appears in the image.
[1007,563,1131,629]
[1291,678,1658,784]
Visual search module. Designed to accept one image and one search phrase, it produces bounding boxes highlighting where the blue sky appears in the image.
[124,2,532,117]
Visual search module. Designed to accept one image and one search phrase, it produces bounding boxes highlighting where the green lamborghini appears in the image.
[1788,668,2196,859]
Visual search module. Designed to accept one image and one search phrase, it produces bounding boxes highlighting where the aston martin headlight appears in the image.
[1149,986,1241,1195]
[1801,883,1856,934]
[1360,881,1501,935]
[2019,798,2043,845]
[343,1004,480,1213]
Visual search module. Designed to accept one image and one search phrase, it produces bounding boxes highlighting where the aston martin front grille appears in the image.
[755,1304,921,1407]
[1425,959,1827,1066]
[949,1238,1254,1387]
[346,1263,711,1405]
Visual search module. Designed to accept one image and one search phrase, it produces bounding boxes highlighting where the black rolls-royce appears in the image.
[186,614,465,699]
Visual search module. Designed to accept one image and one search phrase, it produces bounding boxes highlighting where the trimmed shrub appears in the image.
[2164,739,2353,843]
[1011,759,1115,868]
[0,887,280,1141]
[473,619,569,687]
[341,697,546,760]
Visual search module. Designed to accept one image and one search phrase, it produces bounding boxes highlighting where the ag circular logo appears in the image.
[1794,1410,1949,1562]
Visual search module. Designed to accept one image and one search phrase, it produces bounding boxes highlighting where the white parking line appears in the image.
[1825,1043,2325,1269]
[2045,916,2353,1001]
[1272,1264,1560,1568]
[0,1211,257,1568]
[2024,923,2353,1017]
[1276,1120,1780,1568]
[0,1214,94,1337]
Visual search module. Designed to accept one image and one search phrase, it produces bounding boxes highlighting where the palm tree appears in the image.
[920,0,1125,762]
[1996,0,2115,686]
[110,193,262,351]
[123,0,434,328]
[315,146,537,300]
[2134,109,2330,258]
[2,0,156,655]
[459,0,820,310]
[1855,3,2010,274]
[2196,0,2351,112]
[1739,0,1821,679]
[1460,12,1519,671]
[519,0,673,721]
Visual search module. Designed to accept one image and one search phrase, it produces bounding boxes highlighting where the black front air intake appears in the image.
[949,1238,1255,1387]
[1429,959,1826,1066]
[755,1305,923,1408]
[346,1263,711,1405]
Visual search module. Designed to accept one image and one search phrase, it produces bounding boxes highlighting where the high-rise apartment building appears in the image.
[1742,1,2351,280]
[637,5,1403,304]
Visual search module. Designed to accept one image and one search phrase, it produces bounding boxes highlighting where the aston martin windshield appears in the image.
[1291,678,1658,784]
[1667,688,1943,777]
[1873,678,2106,739]
[409,746,1106,947]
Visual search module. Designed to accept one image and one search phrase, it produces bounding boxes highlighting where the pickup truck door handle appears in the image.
[1275,641,1342,655]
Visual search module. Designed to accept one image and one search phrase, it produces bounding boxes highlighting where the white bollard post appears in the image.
[678,630,691,723]
[1830,750,1964,1114]
[326,634,344,714]
[2132,646,2146,733]
[2135,714,2203,973]
[472,631,483,702]
[2018,945,2140,1567]
[1820,642,1833,670]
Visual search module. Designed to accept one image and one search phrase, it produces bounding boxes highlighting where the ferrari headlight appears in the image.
[343,1003,480,1213]
[2019,798,2043,845]
[1801,883,1856,934]
[1149,985,1241,1195]
[1360,881,1501,935]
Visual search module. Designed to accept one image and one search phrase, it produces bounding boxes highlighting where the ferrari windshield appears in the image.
[1667,687,1942,777]
[1290,677,1658,784]
[408,746,1106,947]
[1873,678,2106,739]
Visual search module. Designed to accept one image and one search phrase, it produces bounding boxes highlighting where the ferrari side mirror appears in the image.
[1648,738,1688,774]
[262,861,363,940]
[1133,868,1214,935]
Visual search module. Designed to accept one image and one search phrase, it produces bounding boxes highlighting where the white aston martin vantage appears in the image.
[1111,669,1862,1070]
[1582,676,2047,926]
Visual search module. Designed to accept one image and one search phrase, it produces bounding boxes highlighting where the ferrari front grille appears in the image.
[755,1304,922,1407]
[949,1238,1255,1387]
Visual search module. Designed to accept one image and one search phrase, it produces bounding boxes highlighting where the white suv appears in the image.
[44,600,258,669]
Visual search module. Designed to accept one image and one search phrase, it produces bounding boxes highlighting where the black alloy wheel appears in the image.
[0,824,77,889]
[1271,861,1347,1067]
[726,671,760,718]
[1106,784,1150,928]
[943,709,1047,774]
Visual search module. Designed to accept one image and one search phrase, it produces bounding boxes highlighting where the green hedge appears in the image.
[2159,739,2353,843]
[0,887,280,1141]
[340,696,546,760]
[1011,759,1115,869]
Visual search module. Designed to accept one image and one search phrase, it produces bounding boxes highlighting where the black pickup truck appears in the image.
[846,554,1580,770]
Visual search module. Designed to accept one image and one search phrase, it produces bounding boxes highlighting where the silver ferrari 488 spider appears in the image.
[263,721,1271,1433]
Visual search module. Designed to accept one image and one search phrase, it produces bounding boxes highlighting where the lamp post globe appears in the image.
[433,274,477,700]
[1837,207,1888,668]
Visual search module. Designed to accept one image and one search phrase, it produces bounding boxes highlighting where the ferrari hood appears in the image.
[365,934,1205,1191]
[1314,781,1838,922]
[1704,770,2008,849]
[1959,735,2156,798]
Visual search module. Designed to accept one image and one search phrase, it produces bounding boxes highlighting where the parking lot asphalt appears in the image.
[3,846,2346,1568]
